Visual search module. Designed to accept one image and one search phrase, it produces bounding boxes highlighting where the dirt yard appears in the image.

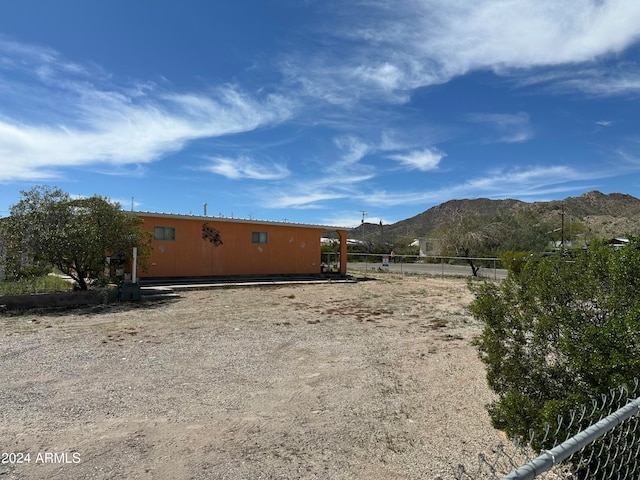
[0,273,507,479]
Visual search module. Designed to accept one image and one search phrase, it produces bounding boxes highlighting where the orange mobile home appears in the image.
[136,212,348,278]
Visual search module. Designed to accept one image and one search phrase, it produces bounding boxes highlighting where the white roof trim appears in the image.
[133,211,347,230]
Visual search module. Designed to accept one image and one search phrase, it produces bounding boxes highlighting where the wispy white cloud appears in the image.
[388,148,445,171]
[350,62,413,102]
[577,73,640,96]
[2,3,639,219]
[259,140,379,209]
[358,163,619,208]
[202,155,290,180]
[465,112,534,143]
[442,163,628,201]
[263,167,377,209]
[289,0,640,103]
[354,189,443,208]
[264,131,449,209]
[417,0,640,73]
[462,166,580,194]
[0,40,295,182]
[614,144,640,168]
[265,190,347,210]
[334,135,372,164]
[517,66,640,97]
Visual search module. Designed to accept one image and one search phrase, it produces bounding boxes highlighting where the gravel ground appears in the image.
[0,273,507,479]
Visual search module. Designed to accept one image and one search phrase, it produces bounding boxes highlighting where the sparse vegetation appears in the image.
[0,274,72,295]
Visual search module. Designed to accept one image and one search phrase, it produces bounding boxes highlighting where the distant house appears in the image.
[135,212,348,278]
[410,238,429,257]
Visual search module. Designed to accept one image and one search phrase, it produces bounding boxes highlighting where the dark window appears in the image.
[154,226,176,241]
[252,231,268,244]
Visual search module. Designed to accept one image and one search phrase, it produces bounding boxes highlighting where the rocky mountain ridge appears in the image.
[351,191,640,241]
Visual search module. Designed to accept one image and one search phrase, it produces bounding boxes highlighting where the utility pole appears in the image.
[203,202,207,216]
[360,210,367,245]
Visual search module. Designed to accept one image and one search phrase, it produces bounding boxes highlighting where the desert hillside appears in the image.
[351,191,640,242]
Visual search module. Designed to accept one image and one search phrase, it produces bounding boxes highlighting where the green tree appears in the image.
[430,210,507,275]
[5,186,150,290]
[430,209,558,275]
[495,210,554,253]
[470,238,640,461]
[389,234,420,257]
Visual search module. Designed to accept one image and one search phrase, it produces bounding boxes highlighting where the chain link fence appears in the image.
[344,253,505,279]
[448,379,640,480]
[327,250,639,479]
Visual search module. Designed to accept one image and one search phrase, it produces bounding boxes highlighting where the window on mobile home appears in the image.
[154,226,176,241]
[252,232,268,244]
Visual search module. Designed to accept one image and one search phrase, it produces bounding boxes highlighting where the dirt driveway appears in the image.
[0,274,506,479]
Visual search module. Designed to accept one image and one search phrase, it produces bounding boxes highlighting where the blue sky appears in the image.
[1,1,640,228]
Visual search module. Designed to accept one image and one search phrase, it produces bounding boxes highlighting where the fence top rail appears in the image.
[502,396,640,480]
[348,253,500,262]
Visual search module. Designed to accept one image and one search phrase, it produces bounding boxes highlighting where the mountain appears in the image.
[350,191,640,242]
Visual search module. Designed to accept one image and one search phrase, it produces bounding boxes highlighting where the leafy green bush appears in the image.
[498,251,534,277]
[5,186,151,290]
[470,238,640,452]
